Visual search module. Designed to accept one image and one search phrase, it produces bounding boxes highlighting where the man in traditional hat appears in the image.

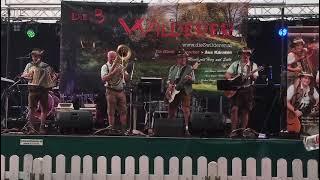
[225,47,259,137]
[287,37,309,85]
[21,48,57,134]
[287,72,319,134]
[166,48,196,135]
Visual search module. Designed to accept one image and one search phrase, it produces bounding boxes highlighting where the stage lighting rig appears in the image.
[13,23,22,32]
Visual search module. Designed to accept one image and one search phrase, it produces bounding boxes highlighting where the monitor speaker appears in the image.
[55,110,93,130]
[153,118,184,137]
[191,112,225,135]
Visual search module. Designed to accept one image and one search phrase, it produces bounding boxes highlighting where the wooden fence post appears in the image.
[55,154,66,180]
[96,156,107,180]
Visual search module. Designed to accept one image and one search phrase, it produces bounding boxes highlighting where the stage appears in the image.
[1,134,318,176]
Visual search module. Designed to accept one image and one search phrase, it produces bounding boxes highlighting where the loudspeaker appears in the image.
[191,112,225,134]
[153,118,184,137]
[55,110,93,129]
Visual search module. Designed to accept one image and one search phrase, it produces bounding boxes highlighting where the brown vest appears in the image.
[291,81,316,114]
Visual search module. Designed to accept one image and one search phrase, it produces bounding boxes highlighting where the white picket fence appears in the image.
[0,154,318,180]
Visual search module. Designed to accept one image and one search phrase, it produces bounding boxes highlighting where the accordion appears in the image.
[28,65,57,88]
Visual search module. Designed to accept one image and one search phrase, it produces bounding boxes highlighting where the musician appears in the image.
[101,50,129,133]
[287,72,319,133]
[225,47,259,137]
[167,48,195,135]
[287,37,309,85]
[21,48,56,134]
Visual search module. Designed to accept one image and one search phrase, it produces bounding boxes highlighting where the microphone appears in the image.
[16,53,31,60]
[16,56,30,60]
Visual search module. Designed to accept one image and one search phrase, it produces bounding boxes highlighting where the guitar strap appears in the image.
[236,61,253,74]
[249,61,253,84]
[236,61,254,84]
[175,65,187,84]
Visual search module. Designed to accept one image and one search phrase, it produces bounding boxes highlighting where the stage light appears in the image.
[25,21,38,39]
[26,28,36,38]
[13,23,21,32]
[278,28,288,37]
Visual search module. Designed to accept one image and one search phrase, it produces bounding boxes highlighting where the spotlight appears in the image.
[26,28,36,38]
[25,21,38,39]
[278,27,288,37]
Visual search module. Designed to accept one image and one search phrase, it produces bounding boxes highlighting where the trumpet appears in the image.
[109,44,132,86]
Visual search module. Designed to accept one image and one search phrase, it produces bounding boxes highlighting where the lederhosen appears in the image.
[231,61,255,111]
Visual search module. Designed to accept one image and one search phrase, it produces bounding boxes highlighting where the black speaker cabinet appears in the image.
[55,110,93,129]
[153,118,184,137]
[191,112,225,134]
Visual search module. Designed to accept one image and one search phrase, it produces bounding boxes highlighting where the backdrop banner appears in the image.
[60,2,250,126]
[60,2,248,97]
[286,26,319,135]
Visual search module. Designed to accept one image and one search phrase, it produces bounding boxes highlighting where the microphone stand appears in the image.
[1,78,22,129]
[16,53,31,60]
[129,62,135,133]
[128,61,145,136]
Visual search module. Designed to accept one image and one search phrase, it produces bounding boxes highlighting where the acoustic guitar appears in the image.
[224,66,264,98]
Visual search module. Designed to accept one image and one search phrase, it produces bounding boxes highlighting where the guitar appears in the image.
[287,110,301,133]
[224,66,264,98]
[165,62,200,103]
[287,105,319,133]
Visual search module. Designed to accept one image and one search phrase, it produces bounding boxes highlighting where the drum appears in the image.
[143,100,168,112]
[33,91,60,121]
[156,101,168,111]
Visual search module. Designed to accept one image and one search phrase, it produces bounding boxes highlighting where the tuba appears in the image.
[108,44,132,86]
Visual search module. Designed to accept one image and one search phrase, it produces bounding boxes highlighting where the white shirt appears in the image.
[101,62,125,90]
[226,60,259,78]
[287,52,296,65]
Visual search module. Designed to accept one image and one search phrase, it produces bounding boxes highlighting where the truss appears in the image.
[1,1,319,22]
[249,3,319,20]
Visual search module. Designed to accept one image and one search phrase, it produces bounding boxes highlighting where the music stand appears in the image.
[1,78,22,129]
[139,77,163,100]
[138,77,163,133]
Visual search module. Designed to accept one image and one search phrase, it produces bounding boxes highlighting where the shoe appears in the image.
[184,126,191,137]
[39,126,47,135]
[123,129,130,136]
[185,130,191,137]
